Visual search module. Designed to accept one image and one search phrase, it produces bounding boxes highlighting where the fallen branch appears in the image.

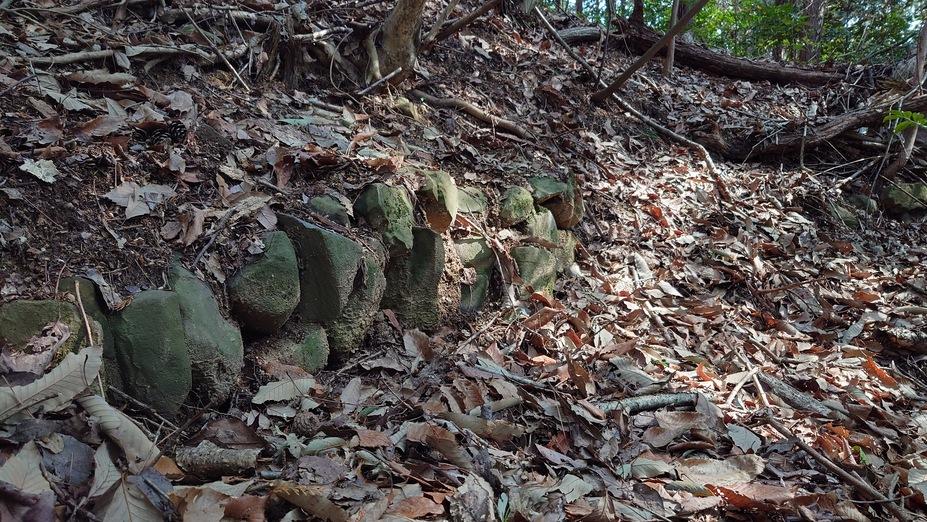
[757,373,850,422]
[409,88,531,139]
[599,392,697,414]
[766,415,911,521]
[22,45,214,65]
[428,0,500,48]
[560,22,845,86]
[181,6,250,92]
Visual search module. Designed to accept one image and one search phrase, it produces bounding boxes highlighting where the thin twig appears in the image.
[357,66,402,95]
[181,6,250,91]
[766,415,911,521]
[724,367,758,408]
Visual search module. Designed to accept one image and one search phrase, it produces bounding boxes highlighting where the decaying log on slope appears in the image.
[741,93,927,159]
[559,22,844,86]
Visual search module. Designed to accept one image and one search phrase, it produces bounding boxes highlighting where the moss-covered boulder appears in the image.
[353,183,413,252]
[0,300,86,353]
[326,256,386,364]
[499,186,535,227]
[512,246,557,296]
[455,238,494,313]
[110,290,192,416]
[278,214,364,322]
[417,170,458,233]
[383,227,447,330]
[555,231,577,273]
[458,187,488,215]
[256,322,329,372]
[309,195,352,227]
[529,175,584,228]
[881,182,927,214]
[526,208,558,245]
[228,231,300,334]
[169,262,243,405]
[846,194,878,214]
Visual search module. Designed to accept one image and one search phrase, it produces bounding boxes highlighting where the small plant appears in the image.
[884,109,927,134]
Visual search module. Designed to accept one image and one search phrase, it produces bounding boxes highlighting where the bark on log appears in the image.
[560,21,845,86]
[742,93,927,159]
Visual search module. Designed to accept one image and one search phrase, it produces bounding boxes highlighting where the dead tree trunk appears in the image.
[560,21,845,86]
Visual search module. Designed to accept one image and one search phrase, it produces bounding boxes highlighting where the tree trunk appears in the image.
[575,0,583,16]
[663,0,679,77]
[630,0,644,24]
[882,21,927,179]
[799,0,825,63]
[591,0,708,102]
[560,21,844,86]
[379,0,427,76]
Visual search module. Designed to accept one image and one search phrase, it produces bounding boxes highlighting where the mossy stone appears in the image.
[353,183,414,252]
[309,195,351,227]
[228,231,300,334]
[258,323,329,372]
[325,256,386,365]
[417,170,459,233]
[169,262,244,405]
[458,187,488,214]
[526,208,558,244]
[0,300,86,353]
[59,277,112,352]
[499,186,535,227]
[881,182,927,214]
[528,175,584,228]
[383,227,446,330]
[110,290,192,416]
[455,238,495,313]
[511,245,557,297]
[555,230,577,273]
[278,214,364,322]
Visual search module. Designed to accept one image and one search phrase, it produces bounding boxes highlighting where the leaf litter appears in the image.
[0,0,925,520]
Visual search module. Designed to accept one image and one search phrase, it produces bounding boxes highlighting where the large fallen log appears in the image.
[559,21,845,86]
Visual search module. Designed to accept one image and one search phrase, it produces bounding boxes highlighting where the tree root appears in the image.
[429,0,501,48]
[756,373,850,422]
[409,88,531,139]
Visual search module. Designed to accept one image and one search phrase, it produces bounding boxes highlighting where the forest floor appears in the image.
[1,1,926,520]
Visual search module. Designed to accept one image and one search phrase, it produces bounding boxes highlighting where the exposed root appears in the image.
[409,88,531,139]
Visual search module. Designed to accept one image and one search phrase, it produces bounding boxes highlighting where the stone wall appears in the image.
[0,169,583,416]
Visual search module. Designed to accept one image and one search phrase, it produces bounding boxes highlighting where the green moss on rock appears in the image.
[526,208,558,244]
[228,231,300,334]
[499,186,535,227]
[417,170,459,233]
[309,195,352,226]
[555,230,577,273]
[455,238,495,313]
[881,182,927,214]
[511,245,557,297]
[325,256,386,364]
[383,227,446,330]
[278,214,364,322]
[353,183,414,252]
[110,290,192,416]
[258,322,329,372]
[169,262,243,405]
[0,300,86,353]
[528,175,585,228]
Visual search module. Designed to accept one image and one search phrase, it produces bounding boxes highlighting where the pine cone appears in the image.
[290,411,320,437]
